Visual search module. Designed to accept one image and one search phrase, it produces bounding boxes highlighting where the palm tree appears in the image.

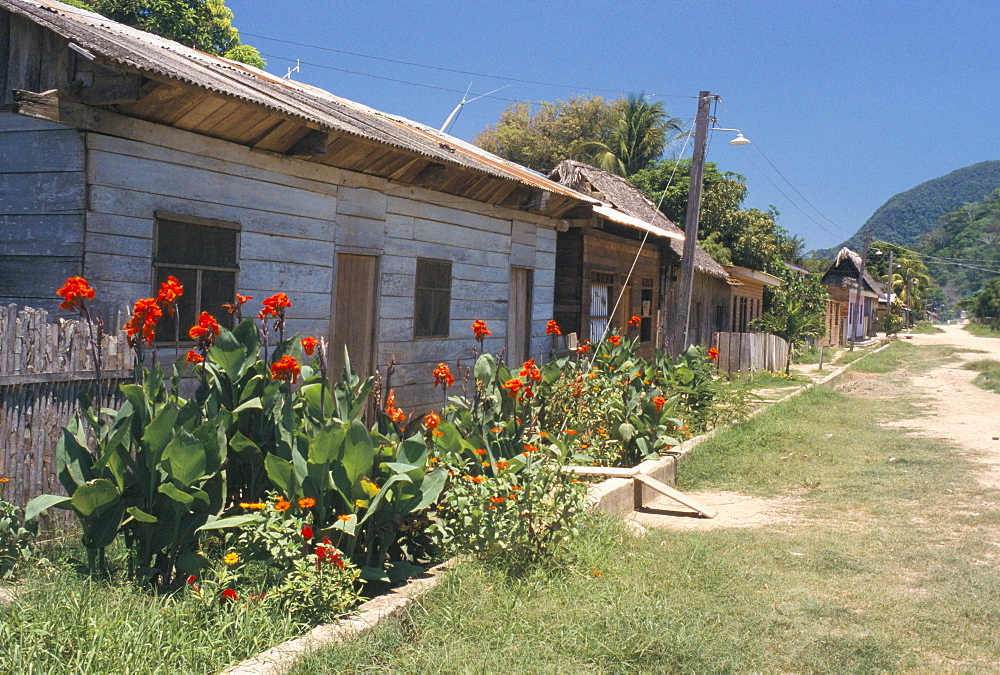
[890,257,932,326]
[572,94,682,176]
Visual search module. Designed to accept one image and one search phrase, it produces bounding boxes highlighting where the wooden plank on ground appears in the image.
[635,473,717,518]
[565,466,640,478]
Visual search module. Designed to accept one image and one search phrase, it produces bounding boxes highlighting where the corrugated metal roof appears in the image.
[592,204,683,240]
[2,0,597,206]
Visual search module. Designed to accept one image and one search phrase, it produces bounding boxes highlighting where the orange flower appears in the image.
[592,569,604,577]
[523,444,537,453]
[519,359,542,382]
[628,315,641,327]
[270,355,301,383]
[337,514,352,521]
[502,378,522,398]
[239,501,265,509]
[473,448,487,455]
[424,411,441,431]
[565,429,577,435]
[188,311,220,347]
[433,431,444,436]
[708,346,720,361]
[301,336,318,356]
[538,431,548,438]
[222,294,253,314]
[608,335,621,346]
[495,461,509,469]
[186,350,204,364]
[432,362,454,387]
[577,343,591,354]
[472,319,491,339]
[510,485,521,491]
[490,427,503,433]
[259,292,291,320]
[275,498,291,512]
[471,476,486,483]
[489,496,505,504]
[384,389,407,423]
[546,319,562,336]
[56,276,95,311]
[652,396,666,412]
[156,276,184,307]
[298,497,316,508]
[124,298,162,347]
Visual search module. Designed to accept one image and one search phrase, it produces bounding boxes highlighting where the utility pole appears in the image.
[849,227,873,351]
[885,249,894,333]
[673,91,714,354]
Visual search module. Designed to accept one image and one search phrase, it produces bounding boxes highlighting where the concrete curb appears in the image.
[221,559,456,675]
[585,340,893,516]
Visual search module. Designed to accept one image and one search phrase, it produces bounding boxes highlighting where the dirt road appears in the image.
[893,325,1000,487]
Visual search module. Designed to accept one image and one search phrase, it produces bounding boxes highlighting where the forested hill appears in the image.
[815,160,1000,257]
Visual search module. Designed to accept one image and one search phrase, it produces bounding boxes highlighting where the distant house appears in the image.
[548,160,731,354]
[821,248,883,341]
[0,0,599,410]
[722,265,782,333]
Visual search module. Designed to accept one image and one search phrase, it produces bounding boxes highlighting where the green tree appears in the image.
[570,94,682,176]
[968,277,1000,328]
[752,268,829,372]
[473,95,622,174]
[80,0,265,68]
[630,159,788,272]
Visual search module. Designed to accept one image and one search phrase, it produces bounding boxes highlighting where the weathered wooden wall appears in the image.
[0,305,132,507]
[0,110,87,312]
[661,262,732,350]
[714,331,790,377]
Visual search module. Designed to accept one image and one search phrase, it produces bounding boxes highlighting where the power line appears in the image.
[245,31,694,99]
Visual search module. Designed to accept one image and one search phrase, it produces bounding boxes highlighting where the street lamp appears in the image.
[710,127,751,145]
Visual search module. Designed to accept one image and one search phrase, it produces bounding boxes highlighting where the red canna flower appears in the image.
[384,389,407,423]
[577,343,591,354]
[652,396,666,413]
[220,588,238,603]
[628,315,641,327]
[432,362,454,387]
[186,350,204,364]
[270,355,301,383]
[186,575,197,584]
[259,292,291,320]
[56,276,95,311]
[707,347,720,361]
[301,336,318,356]
[519,359,542,382]
[502,378,522,399]
[472,319,491,340]
[222,294,253,315]
[301,525,313,540]
[155,276,184,316]
[546,319,562,336]
[124,298,162,347]
[423,411,441,431]
[608,335,621,346]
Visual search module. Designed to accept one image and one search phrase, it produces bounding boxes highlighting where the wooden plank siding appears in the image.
[0,110,86,312]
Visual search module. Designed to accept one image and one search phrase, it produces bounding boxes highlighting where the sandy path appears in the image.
[891,325,1000,487]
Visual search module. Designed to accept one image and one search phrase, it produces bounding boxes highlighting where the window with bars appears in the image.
[589,271,614,342]
[153,214,239,343]
[414,258,452,338]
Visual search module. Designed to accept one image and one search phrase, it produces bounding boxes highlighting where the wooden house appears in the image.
[821,248,883,341]
[0,0,600,411]
[547,160,731,354]
[722,265,782,333]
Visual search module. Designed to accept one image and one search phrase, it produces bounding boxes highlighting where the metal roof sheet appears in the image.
[592,204,684,241]
[2,0,597,206]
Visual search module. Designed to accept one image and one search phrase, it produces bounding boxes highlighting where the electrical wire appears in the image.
[245,31,694,99]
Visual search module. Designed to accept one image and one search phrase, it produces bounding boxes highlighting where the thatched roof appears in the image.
[2,0,597,214]
[821,247,883,294]
[548,160,729,279]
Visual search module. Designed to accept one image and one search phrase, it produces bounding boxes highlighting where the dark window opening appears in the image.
[414,258,452,338]
[153,216,239,342]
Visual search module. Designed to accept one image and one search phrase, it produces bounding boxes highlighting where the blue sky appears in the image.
[227,0,999,251]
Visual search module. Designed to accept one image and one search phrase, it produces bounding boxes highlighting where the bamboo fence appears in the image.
[0,305,132,508]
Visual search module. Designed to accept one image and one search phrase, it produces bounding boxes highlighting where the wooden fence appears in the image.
[714,331,790,377]
[0,305,132,508]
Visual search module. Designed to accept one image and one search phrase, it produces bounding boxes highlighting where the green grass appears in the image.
[964,358,1000,393]
[0,543,302,673]
[964,323,1000,338]
[288,341,1000,672]
[909,321,945,334]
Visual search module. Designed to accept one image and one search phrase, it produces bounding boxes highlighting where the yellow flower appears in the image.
[223,552,240,565]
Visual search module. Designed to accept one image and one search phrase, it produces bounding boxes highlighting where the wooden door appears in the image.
[332,253,379,379]
[507,267,533,364]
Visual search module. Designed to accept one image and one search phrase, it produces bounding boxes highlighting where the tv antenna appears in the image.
[283,59,300,80]
[439,82,510,133]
